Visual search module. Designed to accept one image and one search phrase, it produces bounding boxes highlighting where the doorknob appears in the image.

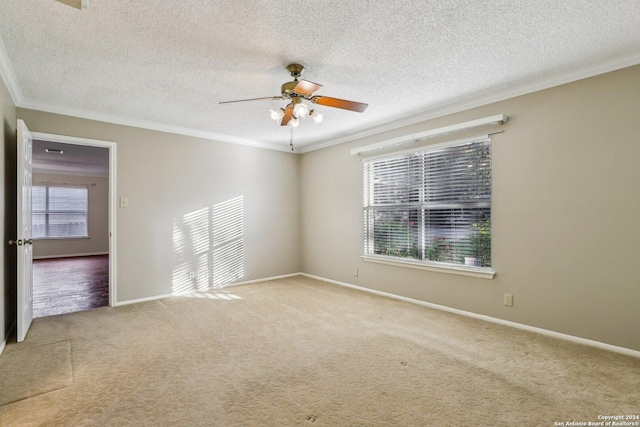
[24,239,33,245]
[8,239,23,246]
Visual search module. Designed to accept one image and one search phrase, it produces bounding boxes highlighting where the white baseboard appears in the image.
[228,272,301,287]
[33,251,109,260]
[1,322,16,357]
[108,271,640,358]
[300,273,640,359]
[114,272,302,307]
[114,292,175,307]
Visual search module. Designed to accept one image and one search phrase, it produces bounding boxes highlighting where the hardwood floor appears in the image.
[33,255,109,318]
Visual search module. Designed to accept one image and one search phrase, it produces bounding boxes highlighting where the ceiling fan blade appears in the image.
[56,0,88,10]
[310,96,368,112]
[281,106,293,126]
[219,96,283,105]
[293,79,323,95]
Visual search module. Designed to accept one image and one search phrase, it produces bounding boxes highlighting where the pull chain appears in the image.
[290,128,294,151]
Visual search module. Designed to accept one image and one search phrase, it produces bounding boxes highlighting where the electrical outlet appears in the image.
[189,270,199,279]
[504,293,513,307]
[353,268,358,277]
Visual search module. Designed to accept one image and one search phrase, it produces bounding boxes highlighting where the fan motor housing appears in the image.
[280,81,300,98]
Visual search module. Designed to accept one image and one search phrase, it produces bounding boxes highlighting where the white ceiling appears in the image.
[1,1,639,152]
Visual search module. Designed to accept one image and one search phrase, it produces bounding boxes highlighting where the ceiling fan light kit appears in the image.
[270,109,285,121]
[220,63,368,148]
[294,102,309,118]
[310,110,323,123]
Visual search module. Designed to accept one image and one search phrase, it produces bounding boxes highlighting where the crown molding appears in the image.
[0,37,24,105]
[0,35,283,152]
[2,30,638,155]
[297,50,640,153]
[17,99,292,152]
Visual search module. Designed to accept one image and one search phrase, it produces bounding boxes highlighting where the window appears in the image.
[363,137,491,271]
[32,186,89,239]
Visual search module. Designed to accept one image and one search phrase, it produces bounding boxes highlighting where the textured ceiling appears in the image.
[1,1,639,152]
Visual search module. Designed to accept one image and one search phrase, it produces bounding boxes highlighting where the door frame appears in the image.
[30,131,118,306]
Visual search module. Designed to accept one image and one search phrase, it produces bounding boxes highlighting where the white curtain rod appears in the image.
[350,114,508,156]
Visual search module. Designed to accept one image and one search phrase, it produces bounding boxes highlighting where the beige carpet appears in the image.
[0,340,72,406]
[0,276,638,426]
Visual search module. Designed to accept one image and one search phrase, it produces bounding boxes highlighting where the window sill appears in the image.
[361,255,495,279]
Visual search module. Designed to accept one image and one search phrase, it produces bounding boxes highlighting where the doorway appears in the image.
[33,255,109,317]
[30,132,117,316]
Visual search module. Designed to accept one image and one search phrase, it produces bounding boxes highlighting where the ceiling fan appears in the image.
[219,64,368,128]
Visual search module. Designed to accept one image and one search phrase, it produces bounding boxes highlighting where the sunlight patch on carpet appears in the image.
[161,291,243,306]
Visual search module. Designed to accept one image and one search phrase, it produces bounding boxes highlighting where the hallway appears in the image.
[33,255,109,318]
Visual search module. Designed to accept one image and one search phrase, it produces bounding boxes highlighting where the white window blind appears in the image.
[32,186,88,239]
[363,137,491,269]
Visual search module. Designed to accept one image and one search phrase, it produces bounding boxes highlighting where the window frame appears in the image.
[32,185,90,240]
[361,135,495,279]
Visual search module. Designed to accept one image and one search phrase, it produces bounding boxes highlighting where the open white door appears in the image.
[16,119,34,342]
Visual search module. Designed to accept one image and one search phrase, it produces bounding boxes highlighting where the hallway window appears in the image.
[32,186,89,239]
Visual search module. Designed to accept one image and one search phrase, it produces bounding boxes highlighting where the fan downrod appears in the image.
[286,63,305,79]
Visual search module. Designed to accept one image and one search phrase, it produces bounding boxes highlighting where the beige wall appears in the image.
[0,74,16,344]
[32,173,109,258]
[17,109,301,302]
[300,65,640,352]
[5,65,639,353]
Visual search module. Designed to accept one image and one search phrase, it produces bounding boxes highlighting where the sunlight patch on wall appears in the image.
[213,238,244,288]
[212,197,243,246]
[184,207,210,255]
[171,196,244,295]
[212,196,244,288]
